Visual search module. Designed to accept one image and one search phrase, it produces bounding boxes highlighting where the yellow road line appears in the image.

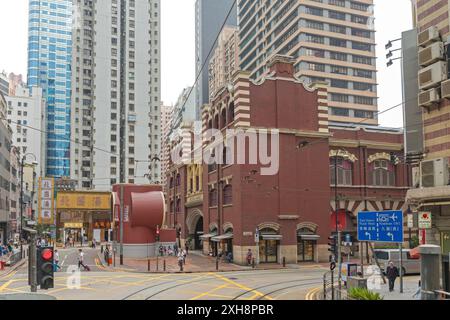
[0,270,18,280]
[305,286,322,300]
[211,272,273,300]
[190,283,229,300]
[0,280,13,293]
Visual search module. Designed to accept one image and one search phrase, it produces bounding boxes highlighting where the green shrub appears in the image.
[348,287,384,300]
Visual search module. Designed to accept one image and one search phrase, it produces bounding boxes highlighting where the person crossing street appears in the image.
[78,249,90,271]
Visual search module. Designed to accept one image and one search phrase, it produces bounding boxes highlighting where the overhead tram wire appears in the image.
[295,96,417,152]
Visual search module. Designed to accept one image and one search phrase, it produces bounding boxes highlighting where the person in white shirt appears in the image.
[54,250,61,271]
[78,249,85,270]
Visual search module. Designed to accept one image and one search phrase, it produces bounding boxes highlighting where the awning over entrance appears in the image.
[298,234,320,241]
[200,232,217,240]
[211,233,233,242]
[260,234,282,240]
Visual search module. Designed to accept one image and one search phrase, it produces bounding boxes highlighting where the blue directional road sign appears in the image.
[357,211,404,243]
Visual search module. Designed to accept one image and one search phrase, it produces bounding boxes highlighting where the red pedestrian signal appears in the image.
[41,249,53,261]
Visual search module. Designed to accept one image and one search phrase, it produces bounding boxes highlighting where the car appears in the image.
[372,249,420,275]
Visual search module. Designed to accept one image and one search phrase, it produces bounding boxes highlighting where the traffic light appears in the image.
[328,235,337,261]
[37,247,54,290]
[155,225,160,242]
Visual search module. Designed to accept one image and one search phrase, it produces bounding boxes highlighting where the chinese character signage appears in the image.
[38,177,55,225]
[56,192,111,210]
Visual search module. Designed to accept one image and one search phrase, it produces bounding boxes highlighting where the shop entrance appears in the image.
[259,228,281,263]
[194,217,203,250]
[297,228,319,262]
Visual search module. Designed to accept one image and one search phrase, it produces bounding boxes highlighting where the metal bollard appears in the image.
[252,258,255,269]
[101,245,104,254]
[148,259,151,272]
[216,257,219,271]
[156,256,159,271]
[283,257,286,267]
[164,260,166,272]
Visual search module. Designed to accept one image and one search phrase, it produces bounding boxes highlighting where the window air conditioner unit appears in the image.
[419,42,444,67]
[418,88,440,107]
[418,26,440,47]
[418,61,447,90]
[441,79,450,99]
[420,157,449,188]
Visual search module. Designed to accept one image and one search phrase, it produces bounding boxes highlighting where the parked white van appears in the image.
[372,249,420,275]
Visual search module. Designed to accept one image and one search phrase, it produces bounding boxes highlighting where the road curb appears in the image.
[100,264,291,274]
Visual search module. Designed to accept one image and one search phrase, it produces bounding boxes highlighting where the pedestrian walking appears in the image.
[54,250,62,272]
[185,241,189,255]
[78,249,90,271]
[386,261,399,292]
[178,251,184,272]
[104,246,110,266]
[174,242,179,256]
[246,249,253,266]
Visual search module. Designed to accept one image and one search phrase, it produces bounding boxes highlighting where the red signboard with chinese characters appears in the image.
[330,209,347,231]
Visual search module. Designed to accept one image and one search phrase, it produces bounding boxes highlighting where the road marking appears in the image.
[0,280,13,293]
[190,283,229,300]
[211,272,273,300]
[305,286,322,300]
[61,255,67,266]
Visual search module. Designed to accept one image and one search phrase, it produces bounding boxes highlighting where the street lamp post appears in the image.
[20,153,38,258]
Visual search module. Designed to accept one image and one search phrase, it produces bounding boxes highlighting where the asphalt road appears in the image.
[0,249,327,300]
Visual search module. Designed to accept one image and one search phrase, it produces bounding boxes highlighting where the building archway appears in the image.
[185,209,203,250]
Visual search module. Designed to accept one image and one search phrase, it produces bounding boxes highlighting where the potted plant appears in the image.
[348,287,384,300]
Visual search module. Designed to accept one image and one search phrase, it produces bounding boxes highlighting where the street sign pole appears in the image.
[337,231,342,300]
[399,243,404,293]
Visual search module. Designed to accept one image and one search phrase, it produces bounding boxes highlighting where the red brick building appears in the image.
[166,55,410,265]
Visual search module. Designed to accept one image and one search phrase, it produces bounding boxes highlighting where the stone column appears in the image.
[419,244,441,300]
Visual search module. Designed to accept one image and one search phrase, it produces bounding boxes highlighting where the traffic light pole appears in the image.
[24,227,37,293]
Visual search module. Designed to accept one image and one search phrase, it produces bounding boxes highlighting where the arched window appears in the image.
[228,102,235,124]
[223,146,232,165]
[371,159,395,186]
[220,108,227,129]
[169,177,174,188]
[223,185,233,205]
[330,157,353,185]
[170,201,174,213]
[176,173,181,186]
[209,189,218,207]
[176,199,181,213]
[214,114,219,129]
[208,118,212,130]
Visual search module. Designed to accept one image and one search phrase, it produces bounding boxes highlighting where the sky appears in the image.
[0,0,412,128]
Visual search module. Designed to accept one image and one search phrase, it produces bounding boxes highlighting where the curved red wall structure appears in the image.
[112,184,174,244]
